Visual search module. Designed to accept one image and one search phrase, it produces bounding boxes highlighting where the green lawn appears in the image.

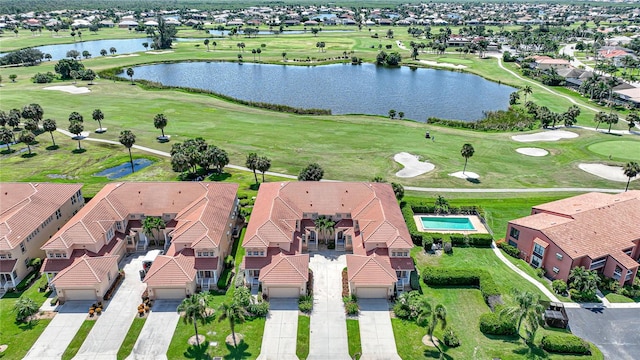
[61,320,96,360]
[587,141,640,161]
[346,318,362,359]
[604,293,636,303]
[117,317,146,360]
[0,276,53,360]
[296,315,310,360]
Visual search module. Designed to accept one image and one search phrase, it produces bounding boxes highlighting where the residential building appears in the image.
[506,191,640,286]
[241,182,414,299]
[0,183,84,294]
[41,182,239,302]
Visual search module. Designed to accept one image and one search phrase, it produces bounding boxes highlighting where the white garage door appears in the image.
[64,289,97,301]
[268,287,300,298]
[154,288,186,299]
[356,287,388,298]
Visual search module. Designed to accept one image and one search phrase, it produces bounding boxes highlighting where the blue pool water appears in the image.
[420,217,475,231]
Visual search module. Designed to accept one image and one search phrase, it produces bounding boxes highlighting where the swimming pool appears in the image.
[420,217,476,231]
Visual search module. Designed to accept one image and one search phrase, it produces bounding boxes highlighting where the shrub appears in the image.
[541,333,591,355]
[497,242,520,258]
[298,295,313,313]
[443,326,461,347]
[16,271,39,291]
[409,270,420,290]
[248,301,269,317]
[552,280,568,295]
[422,267,501,305]
[536,267,546,278]
[393,302,410,318]
[233,285,251,307]
[468,234,493,247]
[217,268,233,289]
[569,289,598,302]
[32,72,55,83]
[449,234,467,246]
[344,301,359,315]
[421,235,433,251]
[479,312,517,335]
[443,242,453,254]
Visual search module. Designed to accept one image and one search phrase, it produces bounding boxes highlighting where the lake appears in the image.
[24,38,152,61]
[124,62,515,121]
[208,29,355,36]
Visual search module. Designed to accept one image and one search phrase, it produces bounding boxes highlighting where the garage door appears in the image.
[154,288,186,299]
[356,287,388,298]
[268,287,300,298]
[64,289,97,301]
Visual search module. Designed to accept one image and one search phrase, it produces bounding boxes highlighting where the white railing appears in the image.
[251,278,259,292]
[396,279,405,295]
[1,280,15,292]
[200,278,211,292]
[590,258,606,270]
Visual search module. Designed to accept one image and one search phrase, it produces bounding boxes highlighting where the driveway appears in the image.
[257,298,299,360]
[125,300,181,360]
[307,253,351,360]
[566,307,640,360]
[358,299,401,360]
[23,301,93,360]
[73,254,147,360]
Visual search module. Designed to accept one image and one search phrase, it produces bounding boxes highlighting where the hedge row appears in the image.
[541,334,591,355]
[478,311,517,336]
[497,241,520,258]
[421,267,500,304]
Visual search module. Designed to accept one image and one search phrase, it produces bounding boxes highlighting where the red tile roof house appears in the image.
[41,182,239,302]
[0,183,84,295]
[505,191,640,287]
[241,182,414,299]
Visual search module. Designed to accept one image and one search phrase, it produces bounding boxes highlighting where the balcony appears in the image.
[1,280,15,292]
[590,258,606,270]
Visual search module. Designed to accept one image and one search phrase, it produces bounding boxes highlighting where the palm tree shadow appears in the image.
[466,178,481,184]
[183,343,211,360]
[223,340,251,360]
[511,342,548,359]
[423,348,453,359]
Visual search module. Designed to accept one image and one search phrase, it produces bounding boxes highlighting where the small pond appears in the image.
[124,62,515,121]
[93,158,153,179]
[13,38,153,61]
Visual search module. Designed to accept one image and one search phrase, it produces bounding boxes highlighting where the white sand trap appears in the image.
[579,163,640,183]
[112,54,139,58]
[43,85,90,94]
[418,60,466,69]
[512,130,578,143]
[146,50,174,55]
[516,147,549,157]
[449,171,480,180]
[394,152,435,178]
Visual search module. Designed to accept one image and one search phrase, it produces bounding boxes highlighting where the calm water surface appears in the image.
[126,62,515,121]
[15,38,152,61]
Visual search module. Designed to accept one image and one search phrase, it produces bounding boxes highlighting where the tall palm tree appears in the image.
[500,290,544,343]
[217,302,246,348]
[522,85,532,103]
[204,39,210,51]
[256,156,271,182]
[126,67,134,84]
[0,128,14,152]
[177,293,210,347]
[19,131,35,155]
[153,113,168,139]
[68,121,84,150]
[118,130,136,172]
[417,303,447,354]
[623,162,639,192]
[41,119,57,147]
[460,143,475,174]
[142,216,164,246]
[594,111,607,131]
[314,216,336,243]
[627,112,639,132]
[92,109,104,132]
[246,152,259,184]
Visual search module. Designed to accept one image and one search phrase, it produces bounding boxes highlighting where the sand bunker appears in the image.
[512,130,578,143]
[449,171,480,180]
[43,85,90,94]
[516,147,549,157]
[579,163,639,183]
[146,50,174,55]
[418,60,467,69]
[394,152,435,178]
[113,54,139,58]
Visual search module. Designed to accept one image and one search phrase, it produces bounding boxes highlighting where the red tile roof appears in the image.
[143,253,196,286]
[0,183,82,251]
[258,253,309,285]
[346,254,397,286]
[0,259,17,272]
[52,255,118,287]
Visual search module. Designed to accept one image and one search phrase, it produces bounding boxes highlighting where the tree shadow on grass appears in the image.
[183,342,211,360]
[0,149,15,155]
[72,148,86,154]
[466,178,481,184]
[223,341,251,360]
[249,183,260,191]
[423,348,453,359]
[16,319,39,331]
[46,145,59,151]
[511,342,549,359]
[21,153,37,158]
[209,172,231,182]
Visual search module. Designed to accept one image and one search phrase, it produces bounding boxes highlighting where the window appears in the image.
[533,243,545,257]
[556,253,563,260]
[20,242,26,253]
[197,252,203,257]
[116,221,122,231]
[55,253,62,258]
[552,267,559,274]
[55,209,62,219]
[24,258,30,267]
[509,227,520,240]
[0,254,7,259]
[403,252,408,257]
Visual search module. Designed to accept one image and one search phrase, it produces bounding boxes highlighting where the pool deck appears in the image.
[413,214,489,235]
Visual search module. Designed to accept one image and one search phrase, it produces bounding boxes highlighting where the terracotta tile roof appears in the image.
[258,253,309,285]
[143,253,196,286]
[511,191,640,263]
[194,257,218,270]
[389,257,415,271]
[52,255,118,287]
[0,183,83,251]
[534,238,549,248]
[610,250,639,270]
[42,257,73,272]
[0,259,17,272]
[346,254,397,286]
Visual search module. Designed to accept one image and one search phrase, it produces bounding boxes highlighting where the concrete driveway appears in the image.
[23,301,93,360]
[307,253,351,360]
[358,299,401,360]
[257,298,299,360]
[125,300,181,360]
[73,254,146,360]
[566,307,640,360]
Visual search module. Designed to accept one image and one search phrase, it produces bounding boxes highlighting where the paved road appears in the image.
[23,301,93,360]
[307,254,351,360]
[257,298,299,360]
[126,300,181,360]
[73,254,146,360]
[358,299,401,360]
[566,307,640,360]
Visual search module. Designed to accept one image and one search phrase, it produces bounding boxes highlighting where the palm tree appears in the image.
[314,216,336,243]
[204,39,210,51]
[256,156,271,182]
[68,111,83,123]
[568,266,599,297]
[417,303,447,353]
[177,293,210,347]
[460,143,475,174]
[522,85,532,103]
[68,121,84,150]
[153,113,168,139]
[126,67,134,84]
[100,49,107,56]
[118,130,136,172]
[594,111,607,131]
[92,109,104,132]
[19,131,35,155]
[623,162,639,192]
[109,47,117,55]
[14,297,39,323]
[627,112,639,132]
[217,302,246,348]
[142,216,163,246]
[142,42,148,50]
[246,152,259,184]
[500,290,544,343]
[0,128,14,152]
[42,119,57,147]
